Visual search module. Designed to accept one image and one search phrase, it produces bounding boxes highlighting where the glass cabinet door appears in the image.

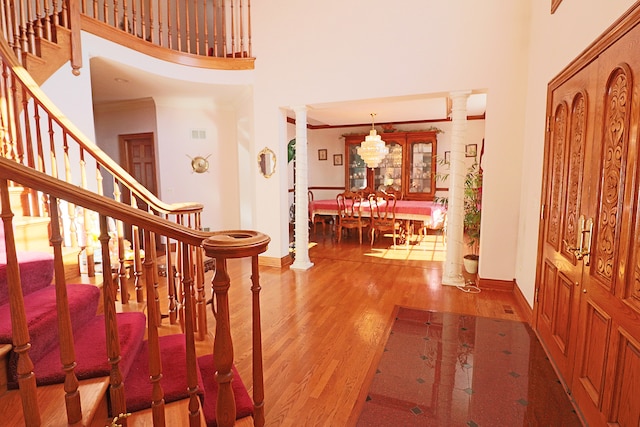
[373,142,403,192]
[407,138,434,198]
[346,143,368,191]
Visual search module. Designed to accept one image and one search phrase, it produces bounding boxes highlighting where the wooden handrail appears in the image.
[0,157,207,242]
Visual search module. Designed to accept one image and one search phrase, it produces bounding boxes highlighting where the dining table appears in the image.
[309,198,445,225]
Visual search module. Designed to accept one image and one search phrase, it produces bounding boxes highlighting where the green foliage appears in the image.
[434,156,483,254]
[287,138,296,163]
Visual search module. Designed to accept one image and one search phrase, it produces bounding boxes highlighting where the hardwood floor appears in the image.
[196,230,528,427]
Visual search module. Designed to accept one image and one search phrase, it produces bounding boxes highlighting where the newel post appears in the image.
[68,0,83,75]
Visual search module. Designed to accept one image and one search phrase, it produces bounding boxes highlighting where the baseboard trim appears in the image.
[477,276,514,292]
[513,280,533,325]
[259,254,292,268]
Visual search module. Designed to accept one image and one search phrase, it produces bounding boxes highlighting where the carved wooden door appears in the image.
[536,17,640,427]
[535,59,597,387]
[568,23,640,427]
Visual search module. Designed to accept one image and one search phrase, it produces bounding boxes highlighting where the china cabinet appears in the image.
[344,130,437,200]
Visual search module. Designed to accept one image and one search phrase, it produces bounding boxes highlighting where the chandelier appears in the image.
[357,113,388,168]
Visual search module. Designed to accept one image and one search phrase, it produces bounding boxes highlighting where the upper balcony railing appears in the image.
[0,0,253,74]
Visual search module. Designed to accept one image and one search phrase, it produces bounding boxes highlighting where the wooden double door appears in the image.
[535,11,640,427]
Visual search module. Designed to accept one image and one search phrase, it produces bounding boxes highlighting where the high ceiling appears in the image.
[90,57,486,128]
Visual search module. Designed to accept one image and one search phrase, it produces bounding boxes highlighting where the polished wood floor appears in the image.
[194,230,528,427]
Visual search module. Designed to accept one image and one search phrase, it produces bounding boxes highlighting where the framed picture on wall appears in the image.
[333,154,343,166]
[465,144,477,158]
[318,149,328,161]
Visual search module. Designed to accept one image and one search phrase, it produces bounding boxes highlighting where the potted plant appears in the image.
[434,157,483,274]
[461,161,482,274]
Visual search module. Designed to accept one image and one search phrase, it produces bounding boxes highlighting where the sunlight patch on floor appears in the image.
[363,234,446,261]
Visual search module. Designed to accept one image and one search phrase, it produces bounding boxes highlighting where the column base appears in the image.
[291,260,314,270]
[441,273,465,287]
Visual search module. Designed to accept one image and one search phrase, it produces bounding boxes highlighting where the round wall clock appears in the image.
[189,154,211,173]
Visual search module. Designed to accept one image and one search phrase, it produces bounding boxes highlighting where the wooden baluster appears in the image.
[131,0,138,37]
[117,212,129,304]
[195,213,207,339]
[18,0,28,55]
[143,229,166,424]
[132,221,143,302]
[251,252,265,427]
[201,0,208,54]
[247,0,252,57]
[79,148,95,277]
[0,179,40,426]
[211,254,235,427]
[175,0,181,51]
[156,0,163,46]
[140,0,146,42]
[239,0,244,56]
[192,0,198,54]
[20,86,39,216]
[212,0,218,56]
[33,104,46,217]
[175,214,185,329]
[42,0,51,41]
[92,0,98,19]
[165,0,172,49]
[113,0,118,30]
[150,231,161,324]
[121,0,128,32]
[230,0,235,57]
[49,196,82,424]
[25,0,34,57]
[184,0,191,53]
[48,117,58,179]
[147,0,153,42]
[221,0,229,58]
[102,0,107,25]
[9,74,23,165]
[165,233,178,324]
[181,242,203,424]
[60,0,69,28]
[100,214,127,420]
[63,135,78,247]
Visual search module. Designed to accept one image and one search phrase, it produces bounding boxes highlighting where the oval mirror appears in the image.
[258,147,276,178]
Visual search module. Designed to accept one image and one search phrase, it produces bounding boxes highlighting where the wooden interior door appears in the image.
[535,14,640,427]
[119,132,158,207]
[568,23,640,427]
[534,59,598,387]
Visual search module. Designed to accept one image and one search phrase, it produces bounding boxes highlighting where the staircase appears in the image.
[0,188,259,425]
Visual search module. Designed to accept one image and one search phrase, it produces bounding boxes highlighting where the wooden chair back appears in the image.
[336,191,365,243]
[369,191,399,246]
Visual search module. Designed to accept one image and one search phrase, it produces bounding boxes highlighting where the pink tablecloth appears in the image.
[310,199,444,223]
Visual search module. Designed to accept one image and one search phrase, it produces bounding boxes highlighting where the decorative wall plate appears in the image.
[189,154,211,173]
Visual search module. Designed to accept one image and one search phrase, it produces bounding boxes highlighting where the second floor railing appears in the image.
[0,0,253,74]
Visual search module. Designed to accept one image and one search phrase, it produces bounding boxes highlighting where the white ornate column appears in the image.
[290,105,313,270]
[442,91,471,286]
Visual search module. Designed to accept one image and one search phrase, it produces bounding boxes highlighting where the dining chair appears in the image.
[369,191,400,247]
[383,185,403,200]
[336,190,366,244]
[308,190,334,235]
[356,186,375,200]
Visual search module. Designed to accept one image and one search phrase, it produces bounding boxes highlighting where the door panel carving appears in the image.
[552,272,574,355]
[593,65,632,291]
[547,101,568,252]
[540,261,557,326]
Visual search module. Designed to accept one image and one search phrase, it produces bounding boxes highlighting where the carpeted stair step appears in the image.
[0,250,55,306]
[0,283,101,365]
[23,312,147,387]
[197,354,254,427]
[124,334,205,413]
